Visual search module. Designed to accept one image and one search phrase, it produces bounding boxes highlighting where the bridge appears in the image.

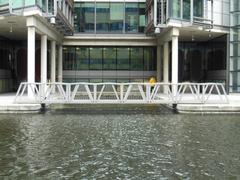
[14,82,229,105]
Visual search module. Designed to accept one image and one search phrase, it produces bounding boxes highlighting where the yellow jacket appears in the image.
[149,77,156,86]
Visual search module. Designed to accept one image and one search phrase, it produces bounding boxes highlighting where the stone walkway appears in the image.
[0,93,41,112]
[1,93,240,113]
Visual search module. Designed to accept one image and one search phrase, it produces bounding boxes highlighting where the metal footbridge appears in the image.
[14,82,229,104]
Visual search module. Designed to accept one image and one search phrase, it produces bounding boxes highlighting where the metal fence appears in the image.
[14,82,229,104]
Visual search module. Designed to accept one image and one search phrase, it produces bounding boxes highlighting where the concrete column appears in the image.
[156,45,162,82]
[58,45,63,82]
[41,35,47,92]
[172,35,179,96]
[51,40,56,85]
[27,27,35,98]
[163,42,169,93]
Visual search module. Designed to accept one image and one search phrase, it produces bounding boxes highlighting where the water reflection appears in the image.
[0,106,239,179]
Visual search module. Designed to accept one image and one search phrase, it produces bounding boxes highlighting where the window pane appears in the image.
[183,0,190,20]
[117,48,129,70]
[139,3,145,33]
[193,0,203,17]
[89,48,102,70]
[125,3,138,33]
[74,3,95,33]
[130,48,143,70]
[96,3,110,32]
[103,48,116,70]
[169,0,181,18]
[76,47,89,70]
[74,3,81,32]
[144,47,156,71]
[110,3,124,32]
[63,47,75,70]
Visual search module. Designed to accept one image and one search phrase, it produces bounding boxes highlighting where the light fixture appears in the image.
[10,24,13,33]
[208,30,212,39]
[191,34,195,41]
[8,21,16,33]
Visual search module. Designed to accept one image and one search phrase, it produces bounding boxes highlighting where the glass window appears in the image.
[138,3,145,33]
[0,0,8,6]
[74,3,95,33]
[63,47,75,70]
[144,47,156,71]
[96,3,110,32]
[130,48,143,71]
[125,3,138,33]
[117,48,129,70]
[89,48,102,70]
[109,3,124,33]
[193,0,203,17]
[74,2,145,34]
[169,0,181,18]
[103,48,116,70]
[74,3,81,32]
[183,0,190,20]
[76,47,89,70]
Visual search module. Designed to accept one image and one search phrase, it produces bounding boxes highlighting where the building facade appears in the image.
[0,0,238,94]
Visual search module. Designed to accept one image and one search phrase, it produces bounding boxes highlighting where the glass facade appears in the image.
[63,47,156,71]
[230,0,240,92]
[178,36,227,83]
[74,2,145,33]
[169,0,203,20]
[63,46,156,82]
[74,3,95,33]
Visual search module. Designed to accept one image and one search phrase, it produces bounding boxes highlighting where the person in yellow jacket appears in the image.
[149,77,156,92]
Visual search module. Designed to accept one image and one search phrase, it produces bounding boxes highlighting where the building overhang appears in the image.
[63,34,157,46]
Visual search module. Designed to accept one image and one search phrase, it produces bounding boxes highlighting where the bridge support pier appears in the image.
[41,34,47,95]
[27,27,35,98]
[163,42,169,94]
[172,33,179,96]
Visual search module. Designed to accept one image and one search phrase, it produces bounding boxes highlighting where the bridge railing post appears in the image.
[93,84,97,103]
[66,83,71,102]
[146,84,151,103]
[120,84,124,103]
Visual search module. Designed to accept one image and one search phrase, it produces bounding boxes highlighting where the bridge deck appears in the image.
[14,82,229,105]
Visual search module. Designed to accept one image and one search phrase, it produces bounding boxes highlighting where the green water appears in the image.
[0,105,239,179]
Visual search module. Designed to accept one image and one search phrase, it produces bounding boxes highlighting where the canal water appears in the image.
[0,105,240,179]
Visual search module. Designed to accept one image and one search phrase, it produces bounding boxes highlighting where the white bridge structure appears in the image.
[14,82,229,104]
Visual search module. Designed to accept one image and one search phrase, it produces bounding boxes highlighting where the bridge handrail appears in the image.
[14,82,229,104]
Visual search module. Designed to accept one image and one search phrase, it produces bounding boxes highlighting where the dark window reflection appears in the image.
[76,47,89,70]
[63,46,156,71]
[63,47,75,70]
[89,48,102,70]
[130,48,143,70]
[103,48,116,70]
[117,48,129,70]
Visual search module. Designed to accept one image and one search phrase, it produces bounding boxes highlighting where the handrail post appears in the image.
[66,83,71,102]
[93,84,97,103]
[146,84,151,103]
[120,84,124,103]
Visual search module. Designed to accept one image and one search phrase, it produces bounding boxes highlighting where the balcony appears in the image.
[0,0,74,35]
[146,0,213,34]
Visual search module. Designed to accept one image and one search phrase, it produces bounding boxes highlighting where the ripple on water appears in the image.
[0,110,239,179]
